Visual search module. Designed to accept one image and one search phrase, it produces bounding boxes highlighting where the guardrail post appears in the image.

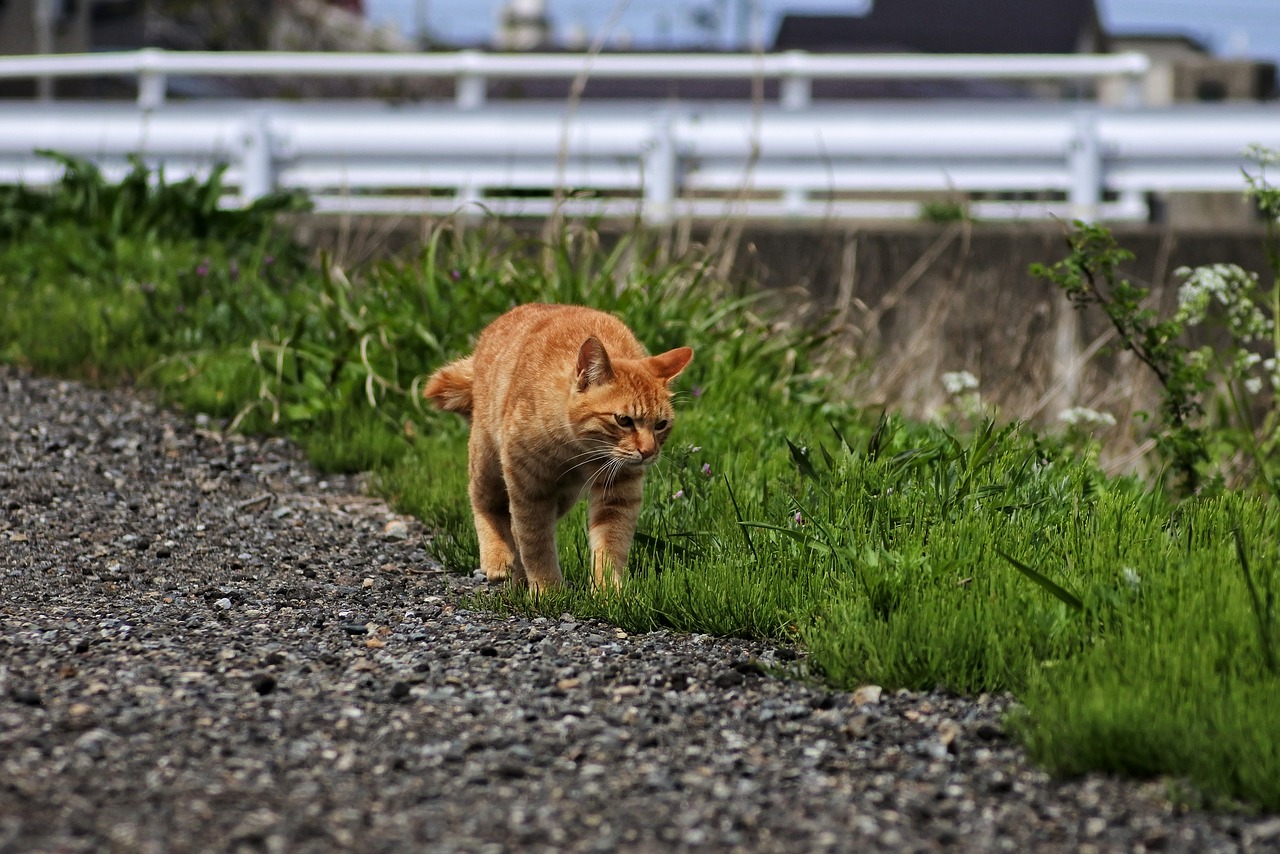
[456,49,486,110]
[455,182,482,218]
[240,112,275,203]
[136,48,167,110]
[138,71,167,110]
[780,50,811,111]
[1121,69,1145,108]
[1068,111,1101,223]
[642,111,677,226]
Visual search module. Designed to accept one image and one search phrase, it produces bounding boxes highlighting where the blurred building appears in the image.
[774,0,1107,55]
[0,0,144,57]
[495,0,552,51]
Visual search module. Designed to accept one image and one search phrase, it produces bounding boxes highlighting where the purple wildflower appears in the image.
[701,463,712,477]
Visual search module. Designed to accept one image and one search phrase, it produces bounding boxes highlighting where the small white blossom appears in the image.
[941,371,979,395]
[1266,357,1280,391]
[1237,351,1263,372]
[1174,264,1271,340]
[1245,377,1264,395]
[1058,406,1117,428]
[1122,567,1141,590]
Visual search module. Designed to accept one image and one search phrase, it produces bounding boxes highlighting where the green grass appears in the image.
[3,156,1280,813]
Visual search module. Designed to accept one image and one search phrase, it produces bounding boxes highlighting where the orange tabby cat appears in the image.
[424,304,693,592]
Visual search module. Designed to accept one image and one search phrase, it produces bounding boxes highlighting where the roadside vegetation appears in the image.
[3,152,1279,813]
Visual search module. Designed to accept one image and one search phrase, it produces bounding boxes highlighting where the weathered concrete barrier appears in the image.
[731,223,1271,440]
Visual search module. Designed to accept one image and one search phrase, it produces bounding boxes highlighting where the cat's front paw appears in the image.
[482,564,512,583]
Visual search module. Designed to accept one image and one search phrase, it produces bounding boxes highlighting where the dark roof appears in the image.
[774,0,1104,54]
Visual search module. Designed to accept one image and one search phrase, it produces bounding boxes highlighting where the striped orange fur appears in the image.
[424,304,693,592]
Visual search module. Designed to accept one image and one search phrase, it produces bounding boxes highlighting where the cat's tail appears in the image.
[424,357,474,419]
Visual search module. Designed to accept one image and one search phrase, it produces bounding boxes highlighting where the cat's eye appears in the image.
[655,419,670,431]
[615,414,634,428]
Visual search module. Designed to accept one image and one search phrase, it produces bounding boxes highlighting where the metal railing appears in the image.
[0,49,1273,224]
[0,47,1152,109]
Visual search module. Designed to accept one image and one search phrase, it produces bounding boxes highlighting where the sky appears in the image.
[364,0,1280,67]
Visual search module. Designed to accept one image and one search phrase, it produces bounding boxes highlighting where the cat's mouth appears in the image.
[616,451,656,467]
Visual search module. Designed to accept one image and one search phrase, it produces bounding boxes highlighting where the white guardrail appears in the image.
[0,49,1276,223]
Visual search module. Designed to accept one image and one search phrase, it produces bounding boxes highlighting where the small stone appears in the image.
[389,681,411,700]
[362,577,374,589]
[365,637,386,649]
[214,597,232,610]
[382,519,409,540]
[10,687,41,706]
[478,645,499,657]
[973,722,1003,741]
[938,719,962,750]
[494,762,527,780]
[1247,818,1280,846]
[340,624,369,635]
[851,684,883,707]
[713,669,745,688]
[555,678,581,691]
[844,714,871,739]
[250,674,277,696]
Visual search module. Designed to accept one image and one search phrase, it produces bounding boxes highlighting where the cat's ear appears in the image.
[647,347,693,383]
[576,337,615,390]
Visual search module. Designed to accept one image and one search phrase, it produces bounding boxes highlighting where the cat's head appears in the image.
[568,337,693,467]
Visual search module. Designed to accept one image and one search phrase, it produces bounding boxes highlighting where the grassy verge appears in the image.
[3,156,1279,812]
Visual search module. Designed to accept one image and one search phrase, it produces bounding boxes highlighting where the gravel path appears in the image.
[2,366,1278,854]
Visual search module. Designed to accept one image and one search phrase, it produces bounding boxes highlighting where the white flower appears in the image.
[1238,351,1263,371]
[1174,264,1271,340]
[1122,567,1141,590]
[1058,406,1117,428]
[941,371,979,395]
[1245,377,1264,395]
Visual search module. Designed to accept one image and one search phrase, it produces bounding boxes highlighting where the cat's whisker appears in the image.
[583,458,618,495]
[558,444,617,477]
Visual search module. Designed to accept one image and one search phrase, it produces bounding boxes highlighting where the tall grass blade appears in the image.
[995,549,1084,612]
[1233,525,1279,674]
[722,473,758,561]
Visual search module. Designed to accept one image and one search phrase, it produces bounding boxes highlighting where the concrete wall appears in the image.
[725,223,1273,438]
